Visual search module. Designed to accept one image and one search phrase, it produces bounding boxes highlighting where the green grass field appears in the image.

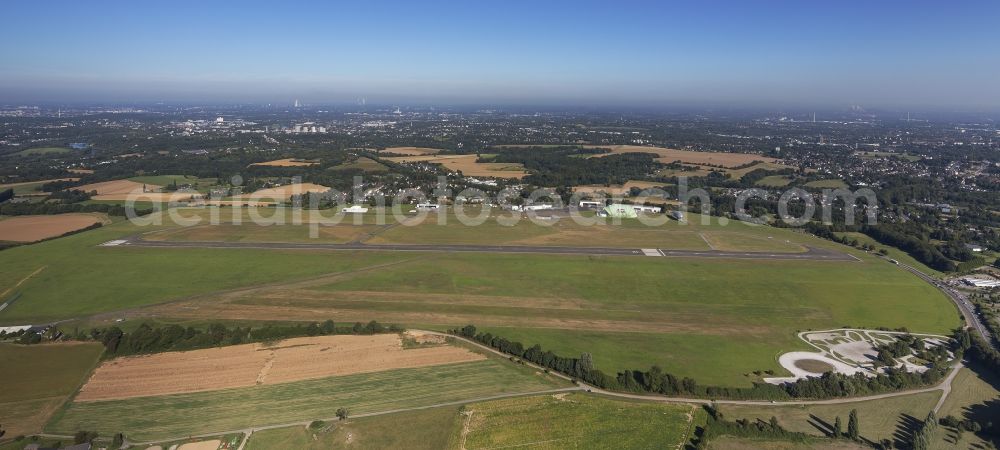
[0,343,104,437]
[0,221,402,323]
[332,156,389,172]
[368,211,805,252]
[14,147,72,156]
[0,437,69,450]
[756,175,794,187]
[706,436,865,449]
[145,223,383,244]
[245,406,462,450]
[0,180,54,195]
[461,393,699,449]
[804,179,849,189]
[720,391,940,445]
[47,359,566,441]
[302,249,956,385]
[931,367,1000,449]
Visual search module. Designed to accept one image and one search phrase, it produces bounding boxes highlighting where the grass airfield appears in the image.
[0,207,959,389]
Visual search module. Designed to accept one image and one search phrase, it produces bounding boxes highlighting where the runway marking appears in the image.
[641,248,662,257]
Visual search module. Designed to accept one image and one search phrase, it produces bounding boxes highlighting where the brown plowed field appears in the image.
[0,214,104,242]
[73,179,191,202]
[75,334,483,402]
[246,183,331,200]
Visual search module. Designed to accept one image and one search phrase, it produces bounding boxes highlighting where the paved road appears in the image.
[890,258,994,347]
[111,236,858,261]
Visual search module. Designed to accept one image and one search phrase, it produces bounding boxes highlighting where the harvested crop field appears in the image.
[77,179,161,196]
[572,180,670,196]
[0,213,105,242]
[176,440,221,450]
[75,334,484,401]
[250,158,319,167]
[588,145,779,168]
[246,183,331,200]
[383,154,527,179]
[73,179,192,202]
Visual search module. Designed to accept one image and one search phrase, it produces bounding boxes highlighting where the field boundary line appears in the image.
[0,265,46,300]
[698,232,716,250]
[0,265,46,313]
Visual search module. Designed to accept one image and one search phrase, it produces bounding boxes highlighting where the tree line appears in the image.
[0,200,152,217]
[692,403,876,449]
[82,320,402,356]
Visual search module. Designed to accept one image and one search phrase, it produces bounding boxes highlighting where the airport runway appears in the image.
[108,236,859,261]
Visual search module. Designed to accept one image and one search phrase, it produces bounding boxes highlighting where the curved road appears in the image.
[889,258,994,346]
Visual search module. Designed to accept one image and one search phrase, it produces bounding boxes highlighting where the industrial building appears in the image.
[601,204,638,218]
[962,277,1000,288]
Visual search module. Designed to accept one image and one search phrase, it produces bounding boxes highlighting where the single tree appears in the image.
[848,409,859,440]
[74,431,97,445]
[112,432,124,449]
[579,352,594,374]
[336,408,349,421]
[833,416,843,438]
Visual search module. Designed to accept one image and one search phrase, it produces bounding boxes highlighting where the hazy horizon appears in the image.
[2,1,999,110]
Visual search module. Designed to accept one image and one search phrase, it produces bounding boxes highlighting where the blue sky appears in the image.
[1,0,998,108]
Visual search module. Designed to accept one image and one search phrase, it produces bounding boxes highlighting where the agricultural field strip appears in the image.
[73,330,965,446]
[49,359,571,441]
[75,334,485,401]
[120,387,583,446]
[114,235,858,261]
[0,214,106,242]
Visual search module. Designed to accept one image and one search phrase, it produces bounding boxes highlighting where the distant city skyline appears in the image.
[1,0,999,109]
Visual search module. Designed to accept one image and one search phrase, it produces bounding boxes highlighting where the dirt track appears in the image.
[75,334,483,402]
